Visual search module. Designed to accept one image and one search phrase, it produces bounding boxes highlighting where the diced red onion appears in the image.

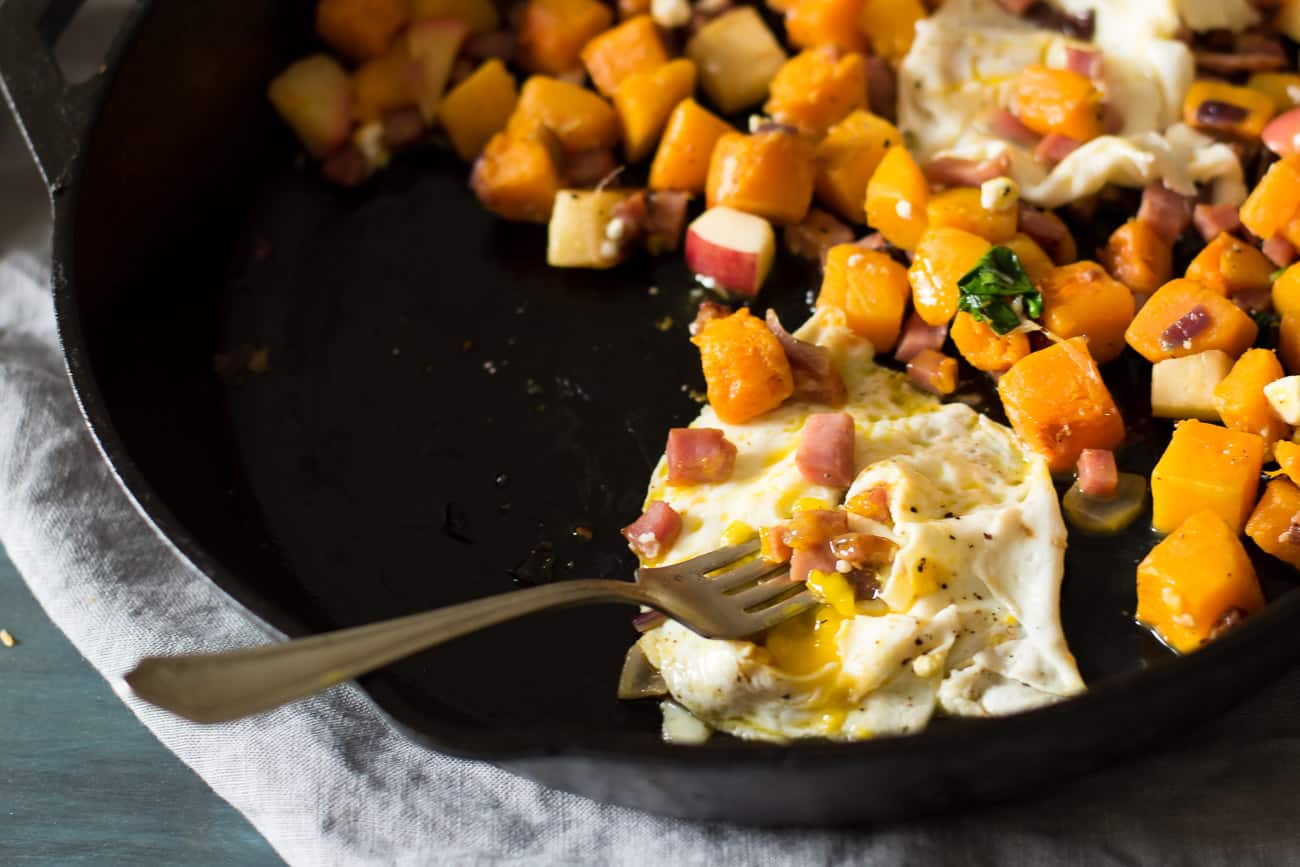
[1034,133,1081,167]
[766,310,847,405]
[986,107,1041,147]
[1138,183,1194,245]
[784,209,854,265]
[1064,45,1104,79]
[924,153,1012,187]
[632,610,666,632]
[1192,203,1241,242]
[1196,100,1250,129]
[1159,304,1213,351]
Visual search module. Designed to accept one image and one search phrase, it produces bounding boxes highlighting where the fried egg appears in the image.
[634,309,1083,743]
[898,0,1255,208]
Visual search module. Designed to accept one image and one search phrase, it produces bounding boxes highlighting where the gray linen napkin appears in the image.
[6,93,1300,867]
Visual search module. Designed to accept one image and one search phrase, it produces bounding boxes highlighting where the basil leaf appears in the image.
[956,246,1042,335]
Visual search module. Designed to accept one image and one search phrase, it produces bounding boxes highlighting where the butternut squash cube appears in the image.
[925,187,1018,244]
[1184,79,1276,140]
[706,129,816,225]
[1240,154,1300,242]
[692,308,795,424]
[865,145,929,251]
[1152,419,1265,534]
[816,245,910,352]
[764,48,867,137]
[785,0,868,53]
[614,59,697,163]
[858,0,925,63]
[649,99,733,193]
[1185,232,1275,299]
[516,0,613,75]
[1280,313,1300,374]
[439,59,519,161]
[508,76,619,153]
[950,312,1029,373]
[1137,509,1264,654]
[1124,278,1259,363]
[411,0,500,34]
[1100,218,1172,295]
[580,15,669,97]
[813,110,899,224]
[907,227,990,326]
[997,337,1126,473]
[316,0,408,63]
[470,129,563,223]
[1039,261,1135,364]
[1276,439,1300,484]
[1247,72,1300,110]
[1214,349,1291,448]
[1246,478,1300,570]
[686,7,787,114]
[1272,262,1300,319]
[1013,64,1104,143]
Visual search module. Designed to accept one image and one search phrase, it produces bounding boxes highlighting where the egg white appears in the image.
[634,309,1083,742]
[898,0,1255,208]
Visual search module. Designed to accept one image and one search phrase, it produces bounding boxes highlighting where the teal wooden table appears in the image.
[0,545,281,864]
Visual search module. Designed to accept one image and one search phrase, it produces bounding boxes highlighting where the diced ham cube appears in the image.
[566,148,618,188]
[1192,203,1241,242]
[894,312,949,363]
[784,209,854,265]
[666,427,737,484]
[761,524,793,563]
[1264,234,1297,268]
[1034,133,1081,167]
[863,54,897,120]
[986,107,1040,147]
[766,310,847,405]
[786,508,850,550]
[906,349,957,396]
[1017,202,1074,264]
[1064,45,1103,79]
[622,501,682,559]
[644,190,691,254]
[689,300,732,336]
[1076,449,1118,498]
[796,412,856,487]
[923,153,1012,188]
[790,543,838,584]
[1137,183,1194,245]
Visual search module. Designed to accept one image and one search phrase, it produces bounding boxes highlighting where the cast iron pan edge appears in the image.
[6,0,1300,825]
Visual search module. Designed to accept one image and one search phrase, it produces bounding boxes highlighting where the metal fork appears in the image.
[123,539,812,724]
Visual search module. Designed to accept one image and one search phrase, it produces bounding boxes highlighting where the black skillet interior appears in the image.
[17,0,1300,825]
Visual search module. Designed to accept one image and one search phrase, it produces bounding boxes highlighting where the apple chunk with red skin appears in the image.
[406,18,470,122]
[268,54,354,158]
[685,206,776,297]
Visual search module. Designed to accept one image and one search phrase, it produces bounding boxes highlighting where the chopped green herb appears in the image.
[956,246,1042,336]
[1251,310,1281,330]
[1271,267,1288,282]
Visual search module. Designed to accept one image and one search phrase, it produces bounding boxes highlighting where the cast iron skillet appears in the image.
[6,0,1300,826]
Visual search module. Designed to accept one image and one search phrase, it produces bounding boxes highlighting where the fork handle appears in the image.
[123,579,657,724]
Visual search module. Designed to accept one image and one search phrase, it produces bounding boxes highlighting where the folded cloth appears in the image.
[4,138,1300,867]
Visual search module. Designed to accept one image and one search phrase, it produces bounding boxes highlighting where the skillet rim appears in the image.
[36,0,1300,773]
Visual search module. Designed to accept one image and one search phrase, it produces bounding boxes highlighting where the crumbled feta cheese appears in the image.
[980,176,1019,212]
[895,200,913,220]
[651,0,691,29]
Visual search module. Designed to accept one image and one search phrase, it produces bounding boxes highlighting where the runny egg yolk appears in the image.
[763,605,844,677]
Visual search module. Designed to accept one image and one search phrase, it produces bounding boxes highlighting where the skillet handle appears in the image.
[0,0,138,192]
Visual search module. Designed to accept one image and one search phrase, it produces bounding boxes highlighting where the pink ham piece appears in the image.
[783,208,854,264]
[566,148,617,187]
[1137,183,1194,244]
[790,543,839,584]
[797,412,856,487]
[761,524,793,564]
[923,153,1012,188]
[987,108,1040,147]
[765,310,847,405]
[1076,449,1118,498]
[863,54,897,120]
[622,501,682,560]
[1264,234,1297,268]
[644,190,691,254]
[1034,132,1081,167]
[994,0,1037,13]
[666,428,737,484]
[1192,203,1241,242]
[1018,202,1074,264]
[894,311,949,363]
[1064,45,1104,79]
[690,300,731,336]
[1102,101,1124,134]
[1263,107,1300,157]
